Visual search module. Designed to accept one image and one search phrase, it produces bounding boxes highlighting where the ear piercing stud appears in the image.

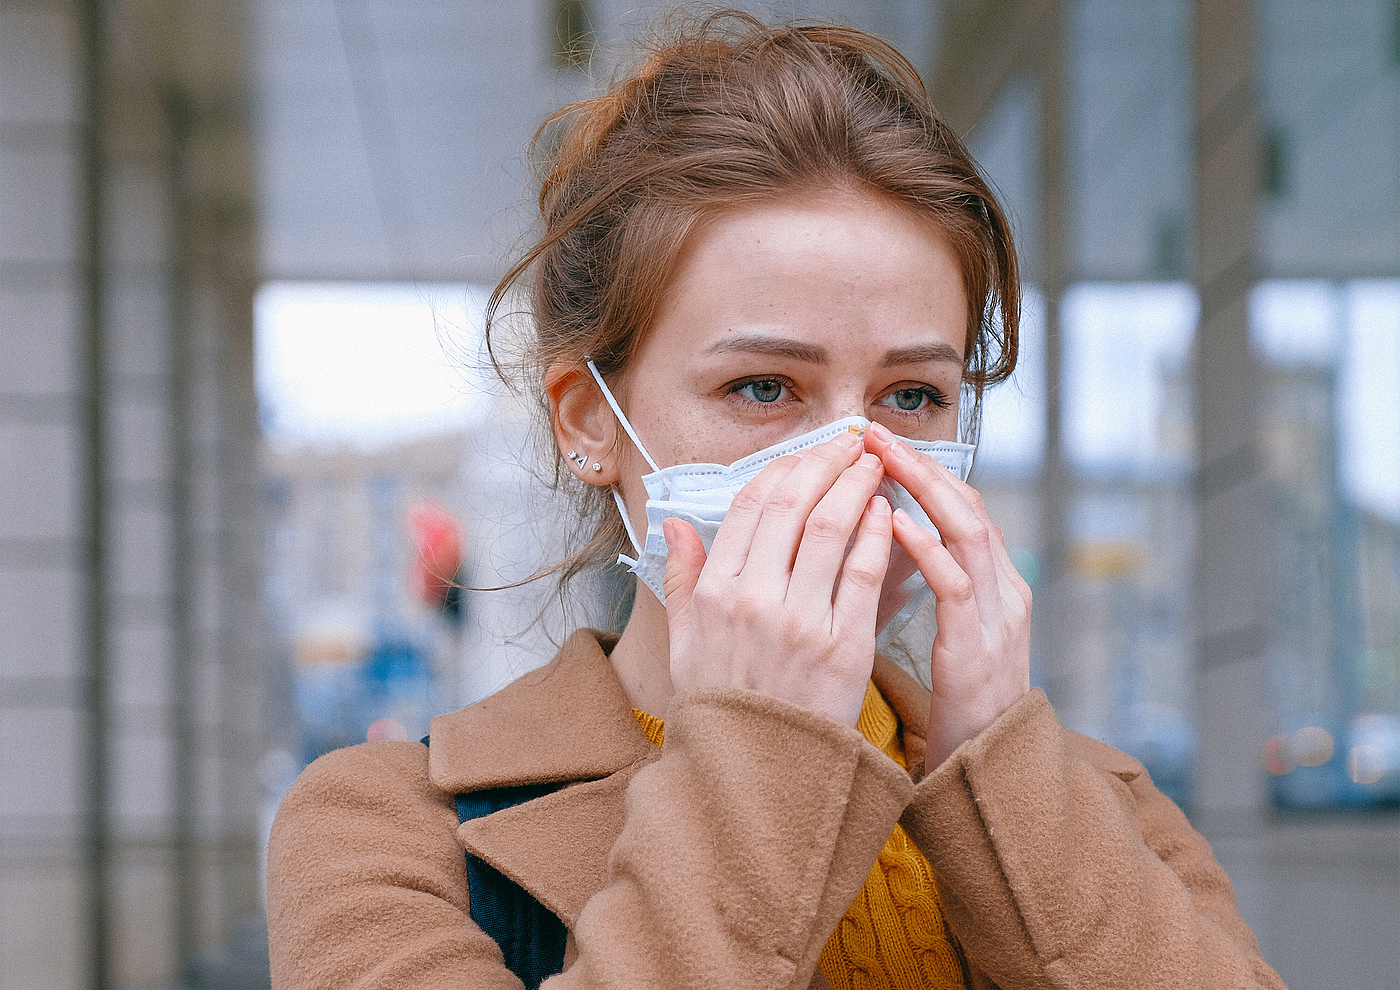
[567,450,588,469]
[592,462,602,472]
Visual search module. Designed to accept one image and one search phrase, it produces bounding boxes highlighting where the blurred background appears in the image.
[1,0,1397,987]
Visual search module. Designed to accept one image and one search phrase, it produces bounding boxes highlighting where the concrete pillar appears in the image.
[1192,0,1271,821]
[0,2,94,985]
[1032,0,1071,712]
[0,2,263,987]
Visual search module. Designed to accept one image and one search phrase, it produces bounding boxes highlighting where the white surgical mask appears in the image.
[585,360,976,647]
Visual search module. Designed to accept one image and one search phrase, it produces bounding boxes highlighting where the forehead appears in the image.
[647,189,968,362]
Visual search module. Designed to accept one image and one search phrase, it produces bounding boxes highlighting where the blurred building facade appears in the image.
[2,0,1396,988]
[260,434,466,757]
[940,3,1400,985]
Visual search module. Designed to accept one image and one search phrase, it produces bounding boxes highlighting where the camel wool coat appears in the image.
[266,629,1286,990]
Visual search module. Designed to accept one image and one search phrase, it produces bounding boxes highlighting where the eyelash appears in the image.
[724,377,952,415]
[727,376,796,410]
[880,384,953,414]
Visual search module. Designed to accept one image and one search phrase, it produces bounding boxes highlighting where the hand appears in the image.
[864,421,1032,767]
[661,431,893,727]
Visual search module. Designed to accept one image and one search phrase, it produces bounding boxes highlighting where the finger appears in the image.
[830,494,893,638]
[788,452,886,601]
[873,541,920,632]
[702,452,803,572]
[661,517,707,642]
[867,422,1001,622]
[739,431,866,586]
[891,507,985,670]
[987,523,1033,614]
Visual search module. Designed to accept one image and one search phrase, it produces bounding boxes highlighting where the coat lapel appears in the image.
[427,639,949,930]
[455,765,648,926]
[426,629,659,926]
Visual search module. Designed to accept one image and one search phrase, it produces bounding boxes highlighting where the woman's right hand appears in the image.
[659,431,893,727]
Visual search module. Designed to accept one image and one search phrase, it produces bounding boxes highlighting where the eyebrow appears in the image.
[709,334,828,363]
[709,333,963,368]
[880,342,964,367]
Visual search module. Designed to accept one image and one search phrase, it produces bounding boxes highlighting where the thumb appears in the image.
[660,517,706,638]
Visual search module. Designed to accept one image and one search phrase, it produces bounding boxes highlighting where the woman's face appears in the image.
[612,187,968,490]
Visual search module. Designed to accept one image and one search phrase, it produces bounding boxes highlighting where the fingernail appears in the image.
[868,422,894,442]
[869,494,890,513]
[834,431,862,451]
[662,517,677,548]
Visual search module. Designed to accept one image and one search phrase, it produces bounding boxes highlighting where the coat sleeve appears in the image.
[266,688,915,990]
[899,688,1287,990]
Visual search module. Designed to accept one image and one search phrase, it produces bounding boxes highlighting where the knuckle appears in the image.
[945,572,975,603]
[804,511,847,543]
[777,611,810,644]
[766,486,804,514]
[730,592,763,621]
[690,582,725,612]
[943,517,987,549]
[842,560,885,589]
[661,569,688,598]
[730,485,765,514]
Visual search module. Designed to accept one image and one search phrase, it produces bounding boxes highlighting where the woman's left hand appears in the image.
[864,421,1032,769]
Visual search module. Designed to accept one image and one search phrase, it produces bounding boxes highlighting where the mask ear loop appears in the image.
[585,359,661,473]
[584,358,658,565]
[611,490,644,565]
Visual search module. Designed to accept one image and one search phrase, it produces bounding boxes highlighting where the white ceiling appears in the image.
[252,0,939,284]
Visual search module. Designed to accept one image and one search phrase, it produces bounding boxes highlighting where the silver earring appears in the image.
[592,462,602,472]
[568,450,587,469]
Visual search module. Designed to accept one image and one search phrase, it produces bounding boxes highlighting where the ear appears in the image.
[545,362,622,485]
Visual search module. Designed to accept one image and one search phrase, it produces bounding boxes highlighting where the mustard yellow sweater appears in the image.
[633,683,968,990]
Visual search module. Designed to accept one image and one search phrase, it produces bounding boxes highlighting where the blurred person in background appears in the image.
[267,12,1285,989]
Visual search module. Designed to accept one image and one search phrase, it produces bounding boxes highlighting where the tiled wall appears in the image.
[0,3,91,985]
[0,1,264,987]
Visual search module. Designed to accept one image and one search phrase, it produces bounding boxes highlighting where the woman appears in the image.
[267,14,1285,990]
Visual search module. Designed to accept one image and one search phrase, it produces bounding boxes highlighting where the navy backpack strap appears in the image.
[422,736,569,989]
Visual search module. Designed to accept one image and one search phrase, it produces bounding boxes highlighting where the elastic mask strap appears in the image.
[611,489,643,561]
[585,359,662,474]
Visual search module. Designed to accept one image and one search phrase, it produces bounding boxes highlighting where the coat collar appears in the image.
[427,632,936,926]
[429,634,933,792]
[427,628,655,794]
[427,629,659,927]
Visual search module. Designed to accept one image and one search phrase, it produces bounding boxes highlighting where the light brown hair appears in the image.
[487,10,1020,592]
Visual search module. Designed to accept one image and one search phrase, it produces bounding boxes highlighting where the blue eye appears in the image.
[737,379,787,403]
[886,388,929,411]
